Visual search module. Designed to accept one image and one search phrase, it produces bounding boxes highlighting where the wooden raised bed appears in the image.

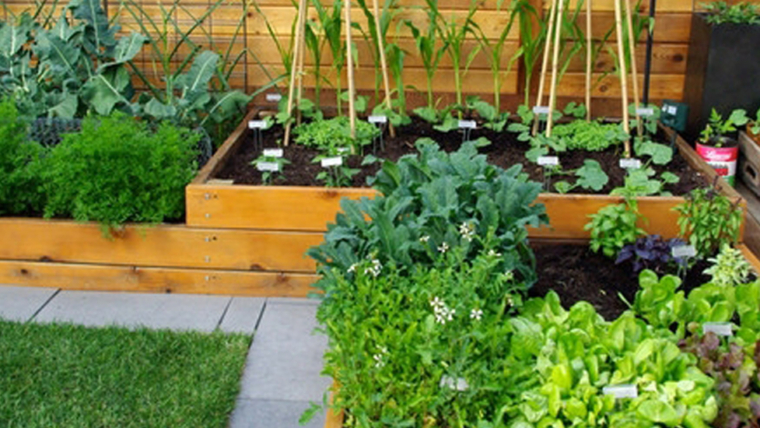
[321,241,760,428]
[186,111,746,239]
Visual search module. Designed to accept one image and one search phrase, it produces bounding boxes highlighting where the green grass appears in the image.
[0,320,251,427]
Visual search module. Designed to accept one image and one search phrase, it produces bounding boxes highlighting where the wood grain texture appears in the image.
[0,218,322,272]
[0,260,317,297]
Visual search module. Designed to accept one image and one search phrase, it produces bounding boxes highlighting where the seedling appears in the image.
[248,117,274,151]
[251,153,290,185]
[313,153,359,187]
[699,108,749,146]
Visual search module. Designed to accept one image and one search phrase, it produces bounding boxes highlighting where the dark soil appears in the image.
[215,117,706,195]
[530,243,714,321]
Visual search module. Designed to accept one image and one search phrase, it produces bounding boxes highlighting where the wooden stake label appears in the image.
[603,384,638,399]
[321,157,343,167]
[619,158,642,169]
[266,93,282,102]
[703,322,733,336]
[256,162,280,172]
[458,120,477,129]
[263,148,283,158]
[368,115,387,124]
[249,120,268,129]
[533,106,550,114]
[537,156,559,166]
[671,245,697,258]
[636,107,655,117]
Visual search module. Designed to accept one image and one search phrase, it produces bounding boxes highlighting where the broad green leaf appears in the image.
[576,159,609,191]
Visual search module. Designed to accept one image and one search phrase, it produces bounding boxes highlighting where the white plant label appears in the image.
[440,376,469,391]
[671,245,697,258]
[368,115,388,124]
[248,120,267,129]
[665,105,677,115]
[533,106,550,114]
[537,156,559,166]
[266,93,282,102]
[619,158,642,169]
[256,162,280,172]
[603,384,638,399]
[337,147,351,155]
[703,322,733,336]
[321,156,343,167]
[636,107,655,117]
[458,120,477,129]
[263,148,283,158]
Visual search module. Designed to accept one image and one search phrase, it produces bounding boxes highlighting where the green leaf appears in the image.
[575,159,609,191]
[176,51,219,94]
[637,141,673,165]
[637,399,682,426]
[80,66,131,115]
[109,32,147,64]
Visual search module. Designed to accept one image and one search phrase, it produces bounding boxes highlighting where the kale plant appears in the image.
[674,181,744,258]
[616,234,688,274]
[0,99,45,215]
[308,140,548,293]
[41,113,199,231]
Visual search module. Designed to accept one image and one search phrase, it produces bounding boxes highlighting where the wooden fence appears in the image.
[1,0,751,115]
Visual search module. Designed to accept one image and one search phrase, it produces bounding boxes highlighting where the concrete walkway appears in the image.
[0,285,330,428]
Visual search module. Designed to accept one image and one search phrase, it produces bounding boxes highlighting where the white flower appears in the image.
[487,249,501,257]
[431,297,455,324]
[419,235,430,243]
[470,308,483,321]
[373,353,385,368]
[430,296,444,308]
[459,222,475,242]
[447,308,455,321]
[506,296,514,307]
[347,263,359,273]
[438,242,450,253]
[435,314,446,324]
[503,270,514,281]
[364,259,382,277]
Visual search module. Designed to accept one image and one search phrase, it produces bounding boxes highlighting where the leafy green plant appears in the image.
[0,99,45,215]
[611,166,679,197]
[294,116,379,154]
[616,235,688,275]
[312,153,359,188]
[251,154,290,185]
[586,199,646,258]
[0,1,143,119]
[553,159,609,193]
[308,139,548,293]
[704,244,753,288]
[702,1,760,24]
[551,119,629,151]
[40,113,199,231]
[674,183,744,258]
[699,108,749,146]
[466,96,509,132]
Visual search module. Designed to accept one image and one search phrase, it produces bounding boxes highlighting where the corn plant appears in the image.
[431,0,481,116]
[355,0,401,105]
[515,0,545,106]
[475,0,521,112]
[312,0,346,115]
[405,7,447,111]
[252,0,295,91]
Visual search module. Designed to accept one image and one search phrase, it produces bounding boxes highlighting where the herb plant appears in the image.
[251,154,290,185]
[702,1,760,24]
[616,234,688,274]
[312,154,359,188]
[40,113,199,231]
[704,244,753,288]
[700,108,749,146]
[0,99,45,215]
[586,199,646,258]
[674,182,744,258]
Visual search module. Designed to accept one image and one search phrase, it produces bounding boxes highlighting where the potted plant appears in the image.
[696,108,748,186]
[684,1,760,141]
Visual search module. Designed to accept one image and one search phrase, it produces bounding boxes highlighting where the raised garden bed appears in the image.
[322,241,760,428]
[186,110,746,242]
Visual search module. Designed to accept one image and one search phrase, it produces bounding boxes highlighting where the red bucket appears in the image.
[696,142,739,186]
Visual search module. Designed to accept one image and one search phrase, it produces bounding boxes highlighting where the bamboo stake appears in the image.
[613,0,631,156]
[531,0,559,137]
[585,0,592,120]
[546,0,565,137]
[372,0,395,137]
[623,0,642,136]
[283,0,308,146]
[295,0,308,126]
[345,0,357,146]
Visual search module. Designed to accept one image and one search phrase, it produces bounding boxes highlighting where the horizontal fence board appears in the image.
[0,260,317,297]
[544,73,685,99]
[0,219,321,272]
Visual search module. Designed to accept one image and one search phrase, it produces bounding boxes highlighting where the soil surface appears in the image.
[530,243,716,321]
[216,118,706,195]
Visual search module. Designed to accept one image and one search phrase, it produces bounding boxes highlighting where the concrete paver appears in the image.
[219,297,266,335]
[0,285,58,322]
[35,290,231,332]
[229,398,325,428]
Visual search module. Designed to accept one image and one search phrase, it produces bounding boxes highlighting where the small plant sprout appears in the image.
[313,153,359,188]
[251,153,290,185]
[699,108,749,146]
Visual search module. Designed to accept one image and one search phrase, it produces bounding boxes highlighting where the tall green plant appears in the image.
[312,0,346,114]
[475,0,521,112]
[405,8,447,110]
[356,0,400,105]
[515,0,545,106]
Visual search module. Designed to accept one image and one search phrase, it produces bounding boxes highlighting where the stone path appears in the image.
[0,285,330,428]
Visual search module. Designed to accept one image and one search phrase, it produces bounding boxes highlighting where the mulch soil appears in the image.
[215,117,706,195]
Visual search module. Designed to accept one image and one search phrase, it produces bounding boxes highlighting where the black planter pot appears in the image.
[683,14,760,141]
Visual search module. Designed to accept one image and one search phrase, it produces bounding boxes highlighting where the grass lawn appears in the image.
[0,320,251,427]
